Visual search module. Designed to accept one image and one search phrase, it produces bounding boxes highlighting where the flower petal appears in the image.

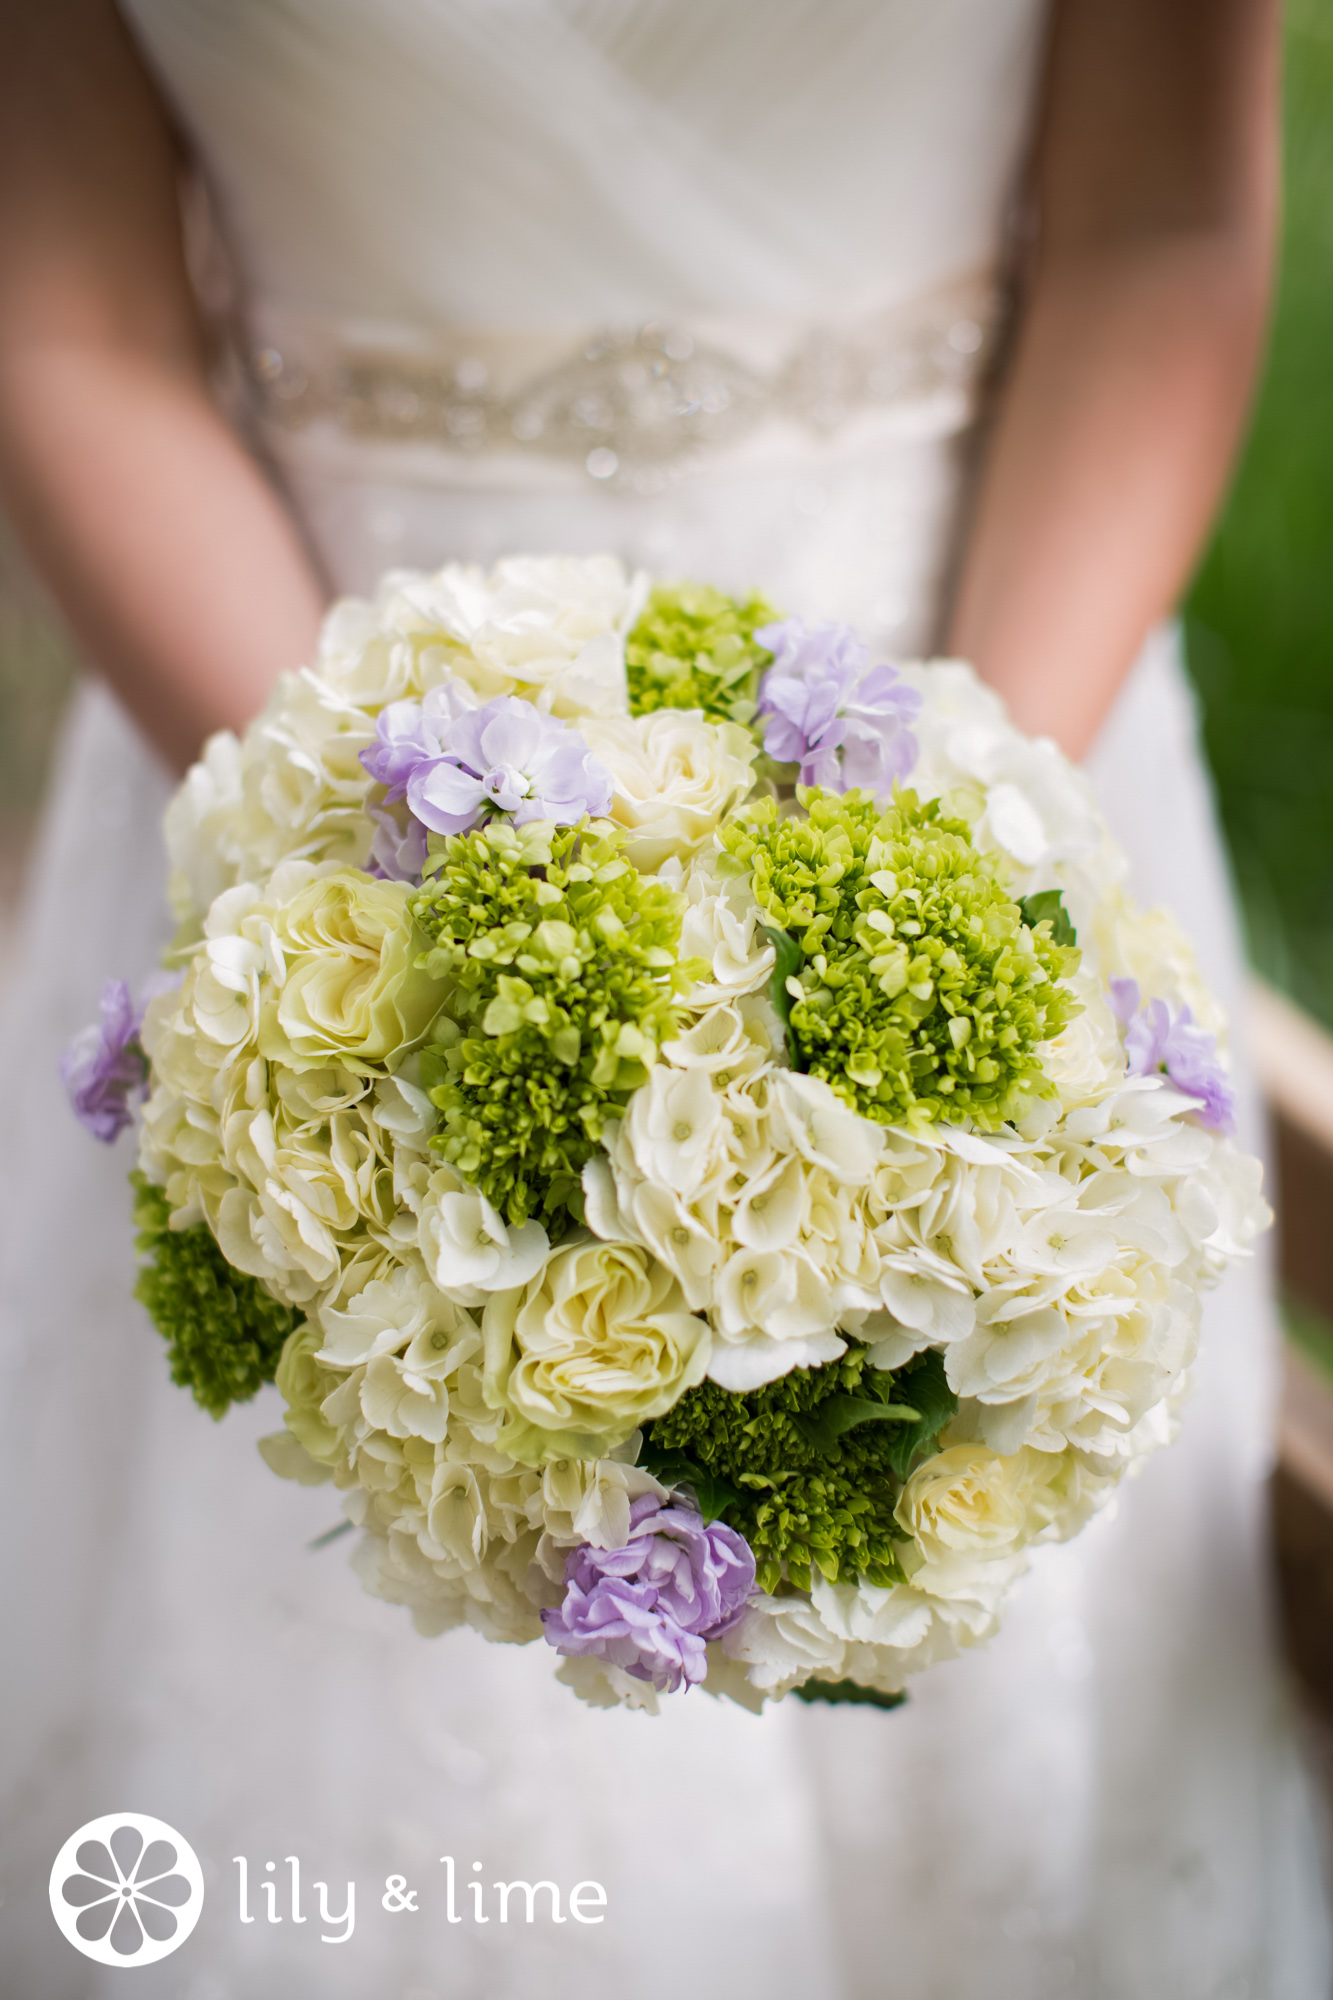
[75,1898,120,1942]
[135,1896,181,1941]
[109,1899,145,1956]
[407,759,487,834]
[133,1840,179,1886]
[62,1874,118,1909]
[109,1825,143,1878]
[74,1840,117,1882]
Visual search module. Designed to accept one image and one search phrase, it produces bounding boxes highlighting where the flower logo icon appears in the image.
[49,1812,204,1966]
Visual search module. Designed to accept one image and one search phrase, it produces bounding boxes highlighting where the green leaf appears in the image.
[791,1678,908,1712]
[1019,890,1077,948]
[793,1392,920,1456]
[881,1349,958,1481]
[638,1444,746,1524]
[760,924,804,1064]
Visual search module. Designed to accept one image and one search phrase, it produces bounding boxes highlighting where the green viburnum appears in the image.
[721,787,1081,1133]
[409,819,696,1237]
[642,1346,956,1596]
[624,582,778,724]
[130,1172,298,1418]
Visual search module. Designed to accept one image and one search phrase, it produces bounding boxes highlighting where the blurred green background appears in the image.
[1185,0,1333,1034]
[1,2,1332,1035]
[0,523,74,952]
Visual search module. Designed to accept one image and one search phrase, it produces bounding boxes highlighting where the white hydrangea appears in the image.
[259,1255,676,1650]
[900,659,1123,904]
[362,553,644,718]
[588,996,887,1389]
[165,673,379,925]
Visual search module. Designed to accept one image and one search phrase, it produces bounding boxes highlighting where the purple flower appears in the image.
[1109,977,1236,1134]
[360,683,474,801]
[541,1494,756,1694]
[366,806,430,884]
[755,618,920,796]
[361,688,613,844]
[61,979,152,1142]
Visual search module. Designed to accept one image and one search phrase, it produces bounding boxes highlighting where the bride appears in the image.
[1,2,1328,1994]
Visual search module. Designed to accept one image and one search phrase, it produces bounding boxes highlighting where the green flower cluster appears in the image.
[409,819,693,1236]
[130,1172,298,1418]
[624,582,778,724]
[643,1345,955,1596]
[721,787,1080,1132]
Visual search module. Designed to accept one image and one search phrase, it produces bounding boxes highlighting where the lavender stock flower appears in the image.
[61,979,152,1142]
[542,1494,756,1693]
[755,617,920,795]
[360,682,478,799]
[366,806,430,884]
[361,688,613,842]
[1109,977,1236,1134]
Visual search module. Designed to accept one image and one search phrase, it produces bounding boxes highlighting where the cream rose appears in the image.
[581,712,757,872]
[1039,967,1125,1108]
[482,1237,710,1462]
[895,1442,1033,1587]
[258,870,444,1074]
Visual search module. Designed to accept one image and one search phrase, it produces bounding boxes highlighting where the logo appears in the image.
[50,1813,204,1966]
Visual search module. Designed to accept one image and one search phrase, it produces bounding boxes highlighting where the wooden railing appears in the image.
[1250,985,1333,1479]
[1249,982,1333,1711]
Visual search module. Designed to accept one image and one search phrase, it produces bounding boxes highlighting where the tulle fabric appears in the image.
[0,1,1328,1991]
[119,0,1046,328]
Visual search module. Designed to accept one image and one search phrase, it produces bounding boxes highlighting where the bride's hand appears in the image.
[0,0,325,772]
[948,0,1279,761]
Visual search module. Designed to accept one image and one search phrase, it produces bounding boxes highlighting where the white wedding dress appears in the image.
[2,3,1328,1995]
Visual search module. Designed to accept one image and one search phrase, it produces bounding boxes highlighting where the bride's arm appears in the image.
[0,1,325,772]
[947,0,1279,758]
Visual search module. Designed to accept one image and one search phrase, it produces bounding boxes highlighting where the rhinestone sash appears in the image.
[246,276,1001,491]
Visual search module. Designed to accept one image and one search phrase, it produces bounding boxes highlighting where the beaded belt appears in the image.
[245,274,1001,492]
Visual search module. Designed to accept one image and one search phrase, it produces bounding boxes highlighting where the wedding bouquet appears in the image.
[65,555,1268,1712]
